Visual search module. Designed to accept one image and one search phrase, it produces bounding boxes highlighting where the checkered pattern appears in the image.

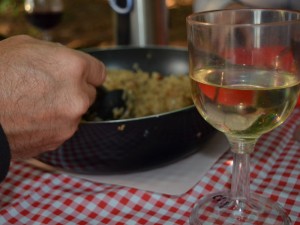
[0,109,300,225]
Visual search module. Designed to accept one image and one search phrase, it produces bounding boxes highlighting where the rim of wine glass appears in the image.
[186,8,300,27]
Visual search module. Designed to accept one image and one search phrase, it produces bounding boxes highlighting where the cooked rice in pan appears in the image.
[103,69,193,119]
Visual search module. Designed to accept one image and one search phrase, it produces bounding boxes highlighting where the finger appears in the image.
[82,53,106,87]
[46,42,106,88]
[84,83,98,106]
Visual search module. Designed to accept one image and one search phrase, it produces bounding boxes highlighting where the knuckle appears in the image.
[53,122,79,146]
[71,54,87,72]
[60,128,76,143]
[68,94,90,118]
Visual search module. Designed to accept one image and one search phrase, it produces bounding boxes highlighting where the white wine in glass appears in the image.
[187,9,300,225]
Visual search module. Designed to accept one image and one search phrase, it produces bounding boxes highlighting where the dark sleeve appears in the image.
[0,125,11,183]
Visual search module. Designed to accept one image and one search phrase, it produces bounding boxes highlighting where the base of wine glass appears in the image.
[189,191,291,225]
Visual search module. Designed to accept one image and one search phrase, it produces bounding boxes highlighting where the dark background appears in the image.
[0,0,193,48]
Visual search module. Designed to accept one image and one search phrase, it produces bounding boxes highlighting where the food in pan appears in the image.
[85,69,193,121]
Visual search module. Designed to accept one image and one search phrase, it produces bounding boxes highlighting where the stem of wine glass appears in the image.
[231,152,250,201]
[228,138,257,201]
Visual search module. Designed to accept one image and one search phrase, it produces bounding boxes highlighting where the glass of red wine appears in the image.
[24,0,64,41]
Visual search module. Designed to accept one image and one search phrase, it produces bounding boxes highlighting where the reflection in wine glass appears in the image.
[186,9,300,225]
[24,0,64,41]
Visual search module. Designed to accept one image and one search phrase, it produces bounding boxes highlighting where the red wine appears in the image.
[26,11,62,30]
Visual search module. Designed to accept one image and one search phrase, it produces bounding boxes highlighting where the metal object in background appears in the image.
[109,0,169,46]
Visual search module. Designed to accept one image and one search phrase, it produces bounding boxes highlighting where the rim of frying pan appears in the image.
[82,105,195,124]
[80,46,196,124]
[82,45,188,54]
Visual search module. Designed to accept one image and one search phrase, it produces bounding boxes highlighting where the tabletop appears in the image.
[0,108,300,225]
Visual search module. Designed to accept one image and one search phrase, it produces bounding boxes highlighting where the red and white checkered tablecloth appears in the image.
[0,109,300,225]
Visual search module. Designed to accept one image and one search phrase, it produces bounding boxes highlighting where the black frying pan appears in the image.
[36,47,216,174]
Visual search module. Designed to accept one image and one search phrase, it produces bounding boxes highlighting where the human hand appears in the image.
[0,35,106,160]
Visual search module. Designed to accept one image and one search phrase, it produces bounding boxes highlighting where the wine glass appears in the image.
[24,0,64,41]
[186,9,300,224]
